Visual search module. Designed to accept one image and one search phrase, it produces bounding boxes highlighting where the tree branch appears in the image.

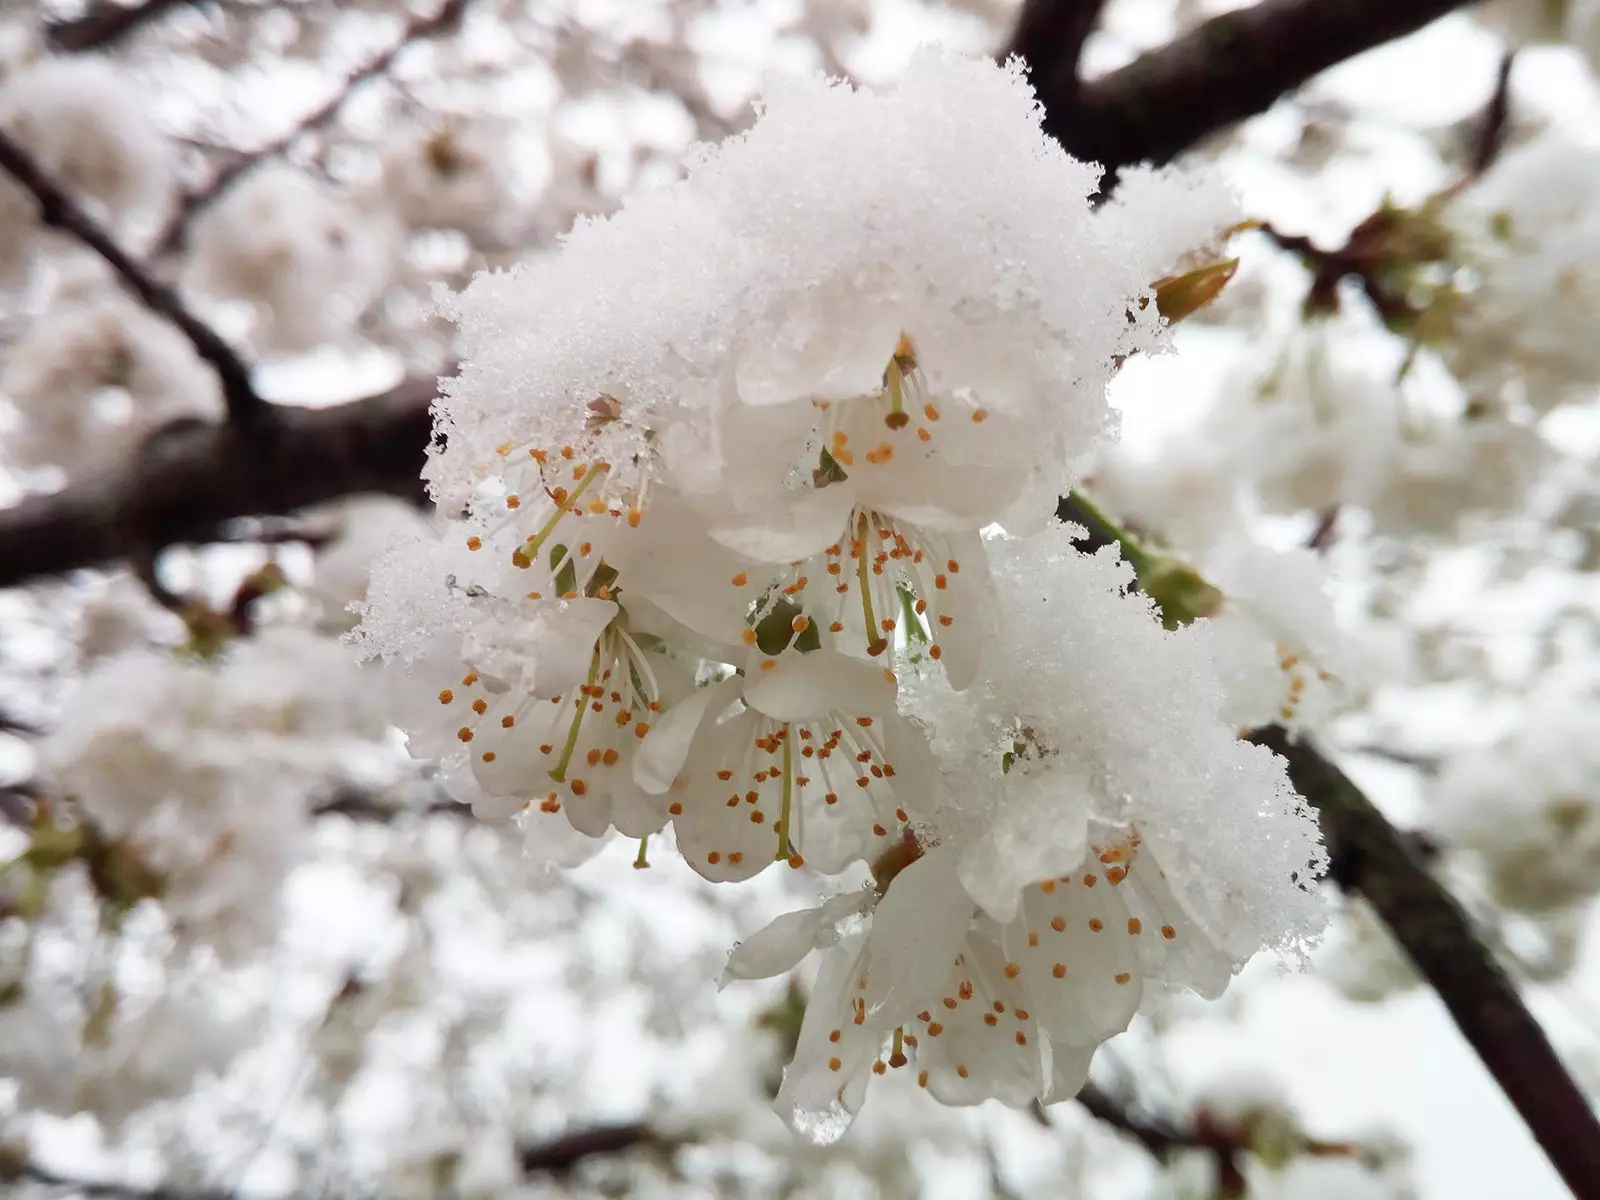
[43,0,201,53]
[152,0,471,257]
[0,130,266,426]
[1004,0,1111,110]
[0,1124,664,1197]
[1049,0,1478,177]
[1249,727,1600,1198]
[518,1123,665,1175]
[0,374,435,590]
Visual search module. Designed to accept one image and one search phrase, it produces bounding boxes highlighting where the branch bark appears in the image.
[1004,0,1111,111]
[1050,0,1477,176]
[1249,727,1600,1198]
[0,130,266,425]
[0,375,435,589]
[43,0,201,53]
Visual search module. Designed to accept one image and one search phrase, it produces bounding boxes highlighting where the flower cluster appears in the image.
[42,626,388,963]
[0,56,172,285]
[353,51,1328,1139]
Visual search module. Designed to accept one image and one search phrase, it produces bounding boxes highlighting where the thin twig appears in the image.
[152,0,471,257]
[43,0,201,53]
[0,130,267,426]
[312,784,473,822]
[1075,1085,1248,1193]
[1469,50,1516,178]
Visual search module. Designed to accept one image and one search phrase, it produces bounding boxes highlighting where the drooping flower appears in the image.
[728,826,1239,1141]
[722,527,1326,1139]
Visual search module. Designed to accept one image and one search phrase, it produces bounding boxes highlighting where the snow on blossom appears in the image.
[306,497,431,633]
[720,527,1326,1141]
[419,48,1235,680]
[1,287,223,475]
[902,528,1327,955]
[350,48,1319,1140]
[40,627,387,962]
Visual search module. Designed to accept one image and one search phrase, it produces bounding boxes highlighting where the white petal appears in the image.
[710,487,855,563]
[632,677,738,794]
[743,647,898,722]
[721,907,827,986]
[957,767,1092,925]
[773,935,880,1146]
[862,849,974,1022]
[463,598,617,698]
[1042,1042,1094,1103]
[516,807,609,869]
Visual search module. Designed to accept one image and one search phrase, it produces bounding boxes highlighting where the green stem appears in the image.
[1065,489,1157,575]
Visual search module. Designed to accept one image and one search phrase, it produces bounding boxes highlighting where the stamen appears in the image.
[548,643,603,782]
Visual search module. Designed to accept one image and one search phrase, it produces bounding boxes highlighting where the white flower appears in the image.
[722,528,1325,1139]
[1440,132,1600,409]
[1207,322,1401,520]
[382,118,527,244]
[0,955,250,1134]
[1197,540,1343,732]
[40,627,385,961]
[187,163,397,352]
[0,56,172,280]
[1,289,223,475]
[355,493,740,843]
[730,830,1236,1142]
[1367,413,1548,537]
[1431,682,1600,913]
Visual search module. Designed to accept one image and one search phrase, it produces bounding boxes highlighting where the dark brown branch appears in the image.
[0,129,266,426]
[0,374,435,590]
[152,0,470,257]
[1050,0,1477,177]
[43,0,201,53]
[312,783,472,822]
[518,1123,665,1176]
[0,1125,664,1196]
[1075,1085,1248,1193]
[1004,0,1111,111]
[3,1158,228,1200]
[1249,728,1600,1198]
